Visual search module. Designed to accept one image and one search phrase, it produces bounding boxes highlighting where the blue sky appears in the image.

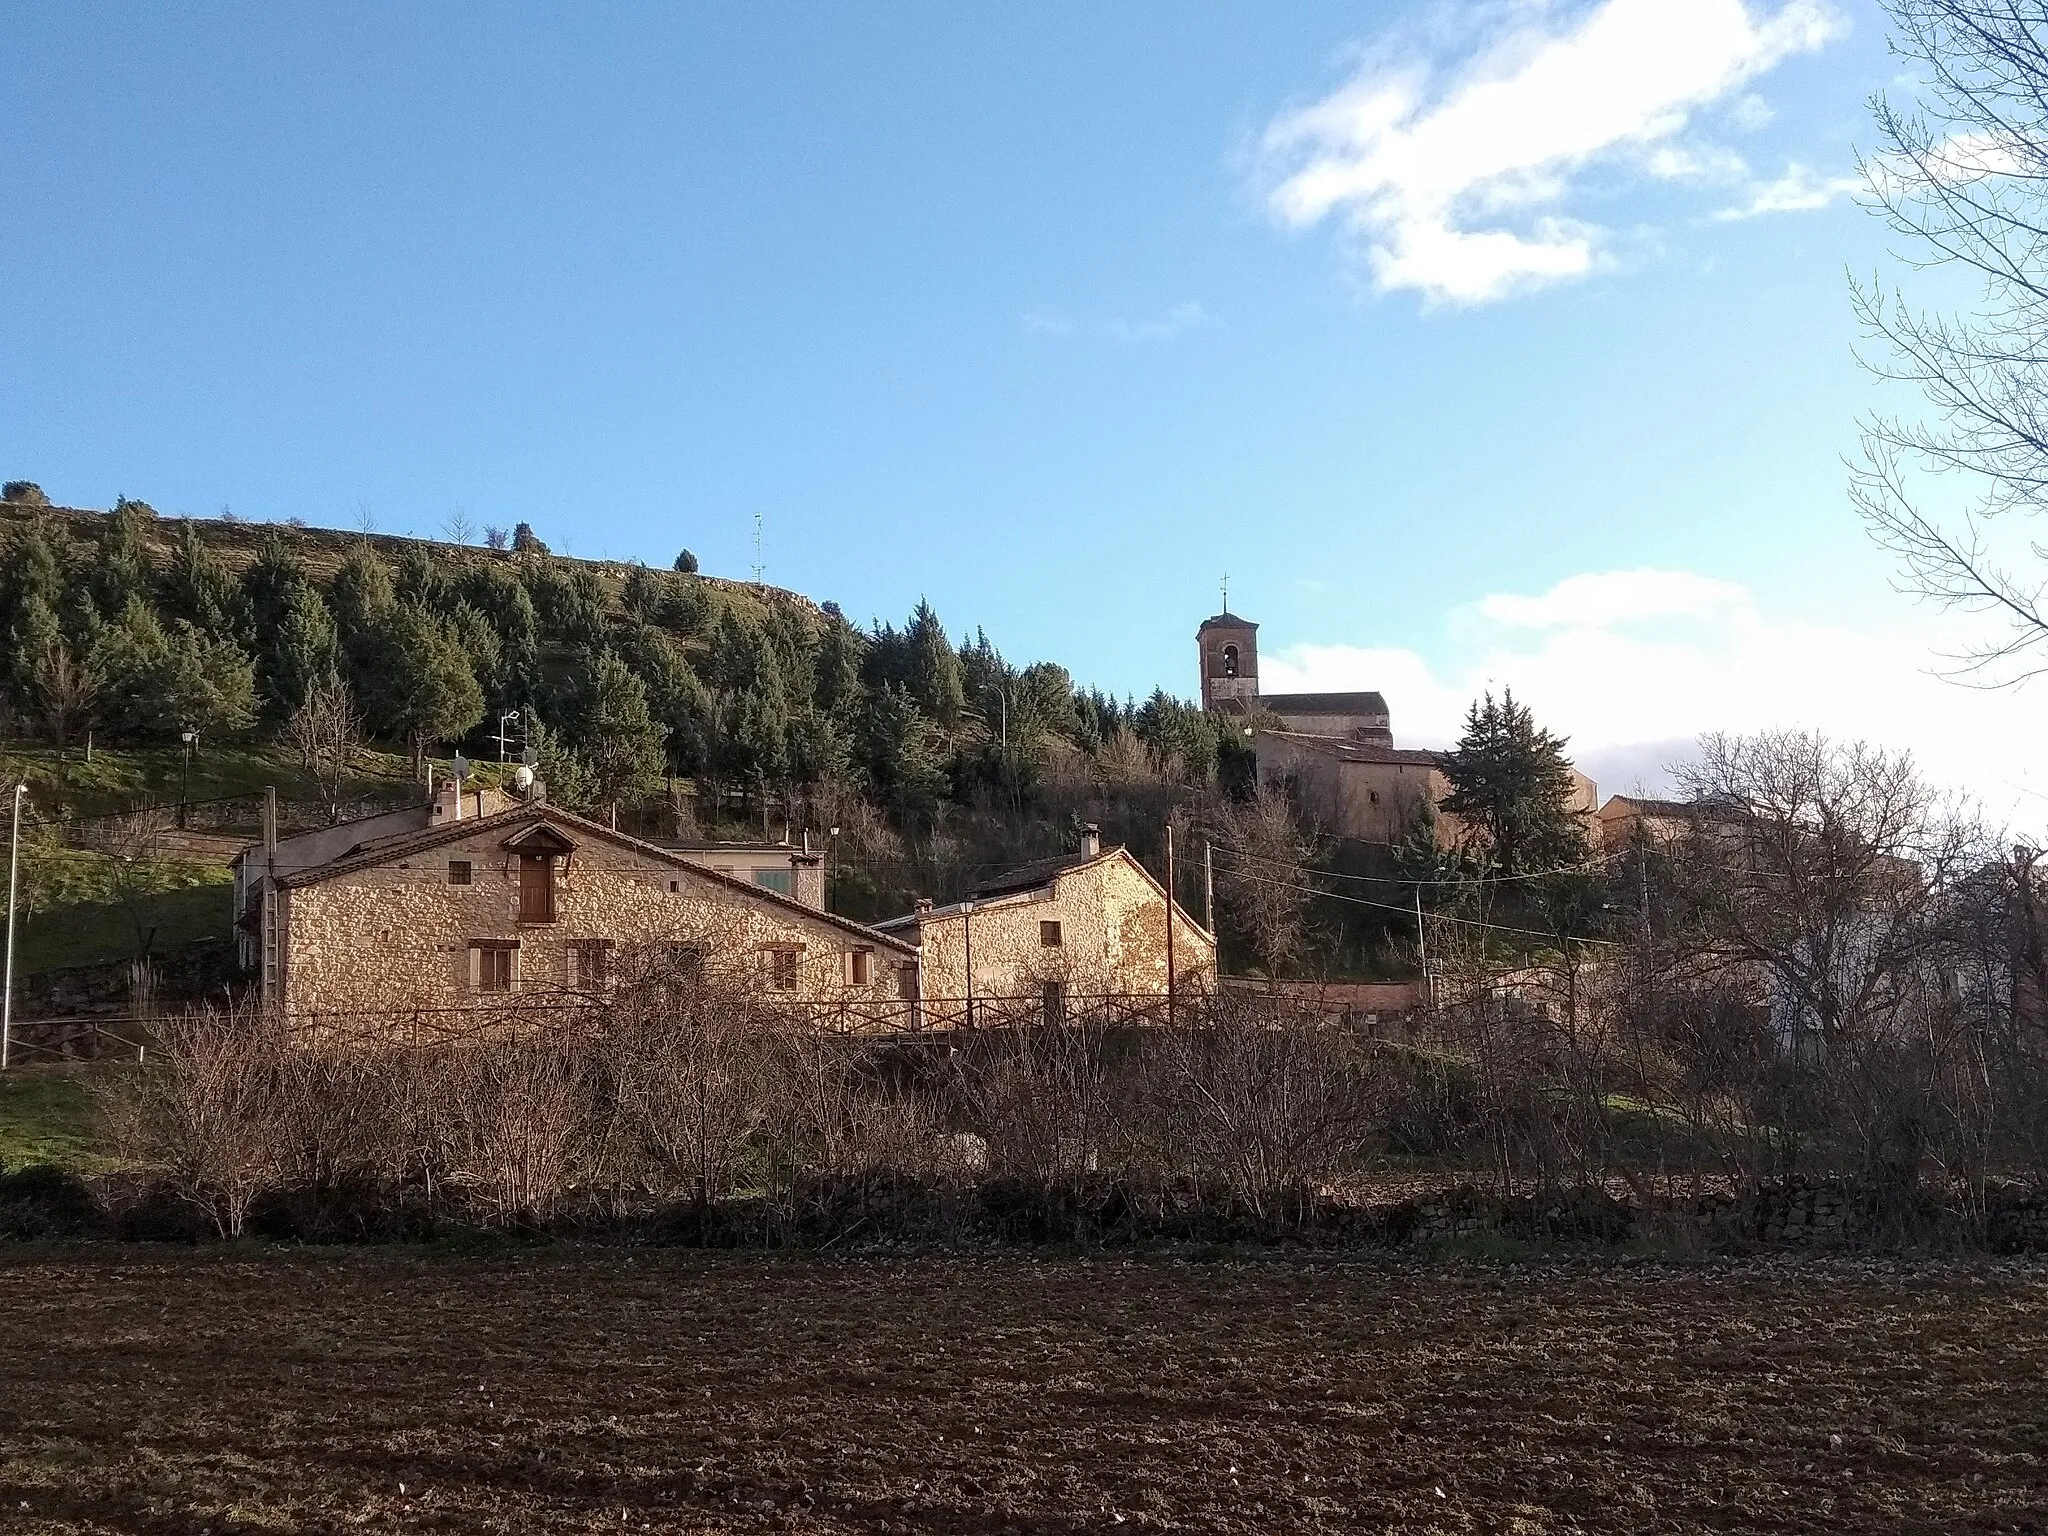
[3,2,2036,811]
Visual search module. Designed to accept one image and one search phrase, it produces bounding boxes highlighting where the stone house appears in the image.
[876,828,1216,1024]
[236,791,915,1029]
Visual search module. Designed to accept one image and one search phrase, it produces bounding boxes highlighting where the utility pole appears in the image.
[962,901,974,1032]
[1203,839,1215,934]
[2,783,25,1071]
[1164,821,1177,1028]
[1414,886,1431,1016]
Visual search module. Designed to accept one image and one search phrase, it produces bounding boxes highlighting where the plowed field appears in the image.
[1,1248,2043,1533]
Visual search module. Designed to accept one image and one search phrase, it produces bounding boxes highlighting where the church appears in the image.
[1197,606,1597,851]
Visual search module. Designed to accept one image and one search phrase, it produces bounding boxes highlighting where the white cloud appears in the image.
[1713,160,1861,218]
[1262,567,2048,821]
[1260,0,1845,304]
[1024,302,1208,341]
[1472,567,1749,628]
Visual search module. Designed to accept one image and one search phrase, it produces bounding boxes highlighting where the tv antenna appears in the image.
[752,511,765,586]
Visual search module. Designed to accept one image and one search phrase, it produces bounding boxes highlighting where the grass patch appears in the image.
[14,883,234,974]
[0,1061,126,1172]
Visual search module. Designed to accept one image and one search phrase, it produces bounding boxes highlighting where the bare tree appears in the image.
[443,509,476,545]
[1215,781,1319,975]
[282,677,363,824]
[1853,0,2048,681]
[32,641,97,748]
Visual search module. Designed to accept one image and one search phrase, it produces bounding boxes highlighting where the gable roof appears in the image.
[875,844,1213,940]
[1260,690,1390,717]
[1258,730,1441,767]
[276,802,916,954]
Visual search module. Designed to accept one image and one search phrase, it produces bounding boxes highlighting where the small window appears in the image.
[1041,920,1063,948]
[569,939,613,990]
[753,867,794,897]
[767,946,800,991]
[448,859,473,886]
[847,946,872,986]
[1368,790,1380,806]
[469,939,518,993]
[1221,643,1239,678]
[897,963,918,1001]
[668,879,681,894]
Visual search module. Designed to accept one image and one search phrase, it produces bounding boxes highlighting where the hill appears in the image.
[0,482,1259,938]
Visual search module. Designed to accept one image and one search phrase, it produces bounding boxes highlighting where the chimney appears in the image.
[914,897,934,915]
[1079,823,1100,858]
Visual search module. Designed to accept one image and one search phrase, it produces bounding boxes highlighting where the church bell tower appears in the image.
[1197,605,1259,711]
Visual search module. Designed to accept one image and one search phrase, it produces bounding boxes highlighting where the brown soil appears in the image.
[0,1248,2043,1533]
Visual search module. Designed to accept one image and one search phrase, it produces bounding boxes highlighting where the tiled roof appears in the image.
[274,803,915,953]
[1258,731,1441,766]
[1197,613,1258,631]
[1261,691,1390,717]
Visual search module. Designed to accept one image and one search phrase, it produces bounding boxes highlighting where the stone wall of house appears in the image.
[914,853,1216,1001]
[280,823,911,1022]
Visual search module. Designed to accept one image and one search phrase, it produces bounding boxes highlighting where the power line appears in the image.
[1210,855,1626,948]
[1215,841,1613,888]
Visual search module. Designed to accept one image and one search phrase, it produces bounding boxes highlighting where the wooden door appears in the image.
[519,854,555,922]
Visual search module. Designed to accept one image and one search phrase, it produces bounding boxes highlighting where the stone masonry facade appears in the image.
[277,807,914,1025]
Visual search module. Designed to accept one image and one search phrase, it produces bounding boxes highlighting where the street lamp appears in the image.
[827,824,841,913]
[3,783,27,1072]
[178,726,197,827]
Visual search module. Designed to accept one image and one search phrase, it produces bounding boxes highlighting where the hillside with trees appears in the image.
[0,486,1267,934]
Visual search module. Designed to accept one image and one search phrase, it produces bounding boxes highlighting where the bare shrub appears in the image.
[106,1006,291,1238]
[431,1038,592,1227]
[282,677,363,825]
[1148,994,1383,1222]
[599,943,793,1208]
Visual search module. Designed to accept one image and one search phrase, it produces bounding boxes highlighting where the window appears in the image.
[568,939,613,990]
[766,946,800,991]
[448,859,473,886]
[1042,979,1067,1025]
[518,854,556,923]
[668,879,681,894]
[666,943,705,985]
[846,946,872,986]
[469,939,518,993]
[1368,790,1380,806]
[1222,643,1239,678]
[753,867,794,897]
[897,963,918,1001]
[1041,920,1063,948]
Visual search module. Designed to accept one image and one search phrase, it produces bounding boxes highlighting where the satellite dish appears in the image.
[521,745,539,768]
[452,752,471,780]
[512,765,535,793]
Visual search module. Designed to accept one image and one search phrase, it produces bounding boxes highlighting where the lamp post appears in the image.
[827,825,840,913]
[178,726,197,827]
[3,783,26,1072]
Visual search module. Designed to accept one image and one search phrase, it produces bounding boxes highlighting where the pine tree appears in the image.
[565,650,666,821]
[906,600,964,726]
[256,582,339,718]
[352,603,485,769]
[1439,690,1588,877]
[94,498,159,616]
[860,683,948,832]
[163,521,239,635]
[329,543,396,636]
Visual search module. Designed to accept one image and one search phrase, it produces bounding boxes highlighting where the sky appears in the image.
[2,1,2041,822]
